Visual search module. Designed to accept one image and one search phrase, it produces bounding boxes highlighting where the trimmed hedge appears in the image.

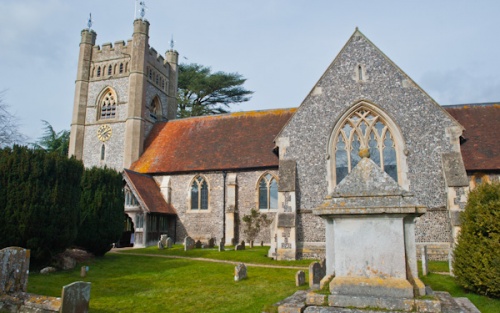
[75,166,124,256]
[453,182,500,297]
[0,145,83,264]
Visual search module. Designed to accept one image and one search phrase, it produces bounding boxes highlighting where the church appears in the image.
[68,18,499,261]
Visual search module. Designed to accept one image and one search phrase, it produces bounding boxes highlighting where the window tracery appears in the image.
[334,107,398,184]
[98,88,117,120]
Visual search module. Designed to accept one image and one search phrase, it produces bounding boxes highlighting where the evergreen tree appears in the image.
[453,182,500,297]
[177,63,253,118]
[75,166,124,256]
[31,120,70,156]
[0,145,83,264]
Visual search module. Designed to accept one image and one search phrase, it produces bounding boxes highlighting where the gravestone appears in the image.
[308,262,322,290]
[184,236,195,251]
[157,240,164,249]
[421,246,429,276]
[160,234,168,247]
[166,237,173,249]
[235,240,246,250]
[195,240,202,249]
[60,281,91,313]
[231,238,237,246]
[261,241,264,247]
[0,247,30,294]
[218,239,225,252]
[234,263,247,281]
[249,240,254,248]
[207,238,215,248]
[295,270,306,286]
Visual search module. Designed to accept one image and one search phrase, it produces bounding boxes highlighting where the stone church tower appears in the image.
[68,19,178,170]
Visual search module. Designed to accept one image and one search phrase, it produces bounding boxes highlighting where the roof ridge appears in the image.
[443,102,500,109]
[169,107,297,122]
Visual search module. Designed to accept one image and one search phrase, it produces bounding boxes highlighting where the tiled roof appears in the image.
[445,103,500,171]
[130,108,296,174]
[123,169,176,214]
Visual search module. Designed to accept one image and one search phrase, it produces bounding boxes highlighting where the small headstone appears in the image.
[160,234,168,246]
[234,263,247,281]
[235,241,246,251]
[295,270,305,286]
[60,281,91,313]
[195,240,202,249]
[207,238,215,248]
[157,240,164,250]
[309,261,322,290]
[40,267,57,274]
[261,241,264,247]
[80,266,87,278]
[421,246,429,276]
[184,236,195,251]
[166,237,173,249]
[218,239,225,252]
[0,247,30,294]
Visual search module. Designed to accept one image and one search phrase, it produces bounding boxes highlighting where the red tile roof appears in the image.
[445,103,500,171]
[130,109,296,174]
[123,169,176,214]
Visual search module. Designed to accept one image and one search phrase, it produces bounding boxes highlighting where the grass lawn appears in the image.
[418,261,500,313]
[27,247,499,312]
[28,246,310,313]
[118,245,314,267]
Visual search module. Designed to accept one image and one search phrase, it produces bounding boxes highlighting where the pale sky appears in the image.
[1,0,499,141]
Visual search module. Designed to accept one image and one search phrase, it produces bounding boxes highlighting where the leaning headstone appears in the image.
[157,240,164,250]
[0,247,30,294]
[184,236,195,251]
[295,270,305,286]
[309,261,322,290]
[234,263,247,281]
[421,246,429,276]
[207,238,215,248]
[60,281,91,313]
[166,237,173,249]
[195,240,202,249]
[218,239,225,252]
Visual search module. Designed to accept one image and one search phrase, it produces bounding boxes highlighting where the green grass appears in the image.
[119,245,314,267]
[27,249,310,313]
[419,262,500,313]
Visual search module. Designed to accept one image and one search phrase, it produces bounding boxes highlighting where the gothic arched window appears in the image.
[98,88,117,120]
[333,106,399,184]
[108,65,112,76]
[100,144,105,161]
[119,63,124,74]
[258,173,278,210]
[191,176,209,210]
[97,66,101,77]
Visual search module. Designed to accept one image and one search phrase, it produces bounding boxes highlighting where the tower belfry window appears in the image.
[99,88,117,119]
[97,66,101,77]
[108,65,112,76]
[334,107,398,184]
[358,65,363,81]
[119,63,124,74]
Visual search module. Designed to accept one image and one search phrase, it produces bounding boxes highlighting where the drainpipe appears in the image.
[222,171,227,243]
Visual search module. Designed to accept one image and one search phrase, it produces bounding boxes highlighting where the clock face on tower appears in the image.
[97,124,112,142]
